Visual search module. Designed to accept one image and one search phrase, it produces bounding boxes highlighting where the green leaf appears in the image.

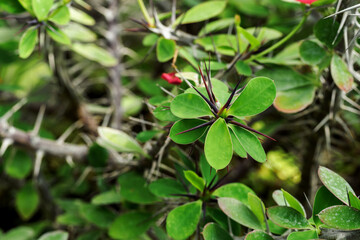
[117,172,159,204]
[318,206,360,230]
[149,178,187,198]
[46,25,71,45]
[203,222,232,240]
[314,18,341,48]
[156,37,176,62]
[237,26,260,50]
[230,129,247,158]
[62,23,97,42]
[18,0,33,13]
[245,230,274,240]
[2,227,35,240]
[69,7,95,26]
[170,93,213,119]
[109,211,154,239]
[169,119,208,144]
[49,6,70,25]
[19,27,38,59]
[213,183,255,206]
[195,34,237,56]
[175,1,226,25]
[97,127,145,155]
[228,77,276,117]
[218,197,262,230]
[79,203,116,228]
[200,154,218,186]
[318,166,355,205]
[143,33,159,46]
[287,230,318,240]
[0,0,25,13]
[16,183,39,220]
[153,104,180,122]
[256,66,317,113]
[229,125,266,163]
[136,130,160,143]
[272,190,286,206]
[299,40,326,65]
[281,189,306,217]
[267,206,312,229]
[248,193,266,227]
[331,54,353,93]
[349,192,360,210]
[198,18,234,36]
[312,186,343,227]
[235,60,252,77]
[166,200,202,240]
[32,0,53,20]
[38,231,69,240]
[91,189,121,205]
[88,143,108,168]
[204,118,233,170]
[184,170,205,192]
[72,43,117,67]
[5,150,32,179]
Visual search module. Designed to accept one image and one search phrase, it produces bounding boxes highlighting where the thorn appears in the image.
[198,64,215,104]
[176,120,214,135]
[1,98,27,123]
[33,150,44,178]
[229,120,276,141]
[32,105,46,136]
[218,76,244,115]
[0,138,13,157]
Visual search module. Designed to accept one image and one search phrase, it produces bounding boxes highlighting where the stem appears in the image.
[246,11,309,63]
[137,0,154,27]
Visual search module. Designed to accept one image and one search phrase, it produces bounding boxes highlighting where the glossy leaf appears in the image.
[32,0,53,20]
[166,200,202,240]
[331,54,353,93]
[175,1,226,25]
[287,230,318,240]
[267,206,312,229]
[203,222,232,240]
[318,166,355,205]
[156,37,176,62]
[272,190,286,206]
[229,125,266,163]
[170,93,213,119]
[149,178,187,198]
[169,119,208,144]
[204,118,233,170]
[46,25,71,45]
[38,231,68,240]
[248,193,266,226]
[184,170,205,192]
[109,211,154,239]
[299,40,326,65]
[228,77,276,117]
[313,186,343,227]
[15,183,39,220]
[117,172,159,204]
[218,197,263,230]
[245,230,274,240]
[281,189,306,217]
[72,43,117,67]
[49,6,70,25]
[318,206,360,230]
[97,127,145,155]
[349,192,360,210]
[213,183,255,206]
[19,27,38,59]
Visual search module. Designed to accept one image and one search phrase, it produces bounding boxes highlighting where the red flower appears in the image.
[161,72,182,85]
[295,0,318,4]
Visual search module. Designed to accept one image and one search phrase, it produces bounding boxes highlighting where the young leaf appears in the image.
[331,54,353,93]
[229,125,266,163]
[318,166,355,205]
[267,206,312,229]
[248,193,266,226]
[349,192,360,210]
[32,0,53,21]
[245,230,274,240]
[287,230,318,240]
[170,93,213,119]
[213,183,255,206]
[204,118,233,170]
[38,231,69,240]
[228,77,276,117]
[203,222,232,240]
[19,27,38,59]
[174,1,227,25]
[169,119,208,144]
[46,25,71,45]
[281,189,306,217]
[299,40,326,65]
[312,186,343,227]
[166,200,202,240]
[218,197,263,230]
[318,206,360,230]
[109,211,154,239]
[184,170,205,192]
[156,37,176,62]
[72,43,117,67]
[49,6,70,25]
[149,178,187,198]
[15,183,39,220]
